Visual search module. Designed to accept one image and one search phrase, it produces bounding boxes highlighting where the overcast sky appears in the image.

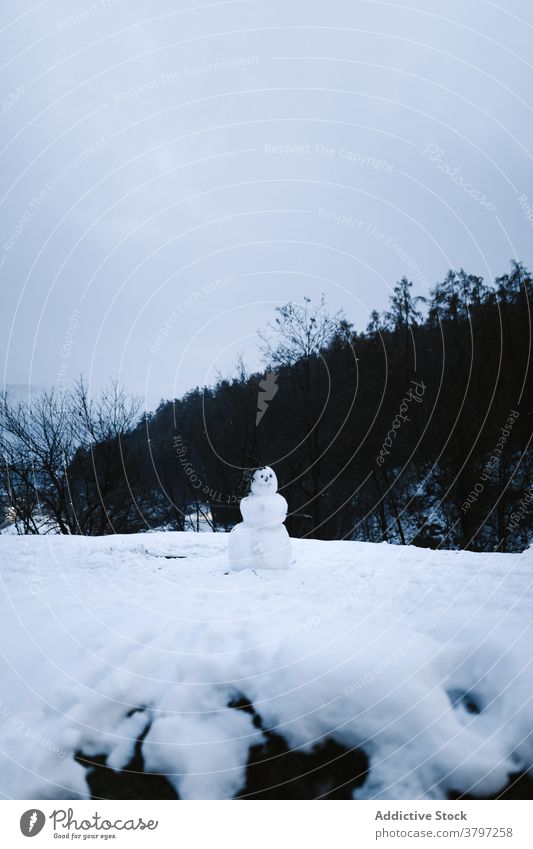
[2,0,532,409]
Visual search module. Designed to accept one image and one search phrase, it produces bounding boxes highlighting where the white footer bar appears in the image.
[2,799,531,848]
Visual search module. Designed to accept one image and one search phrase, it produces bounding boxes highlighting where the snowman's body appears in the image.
[228,467,291,571]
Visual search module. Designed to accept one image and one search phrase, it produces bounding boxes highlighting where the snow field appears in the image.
[0,532,531,799]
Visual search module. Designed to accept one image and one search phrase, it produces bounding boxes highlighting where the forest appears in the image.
[1,260,531,552]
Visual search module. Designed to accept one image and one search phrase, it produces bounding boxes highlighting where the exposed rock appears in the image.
[75,719,178,800]
[230,695,369,799]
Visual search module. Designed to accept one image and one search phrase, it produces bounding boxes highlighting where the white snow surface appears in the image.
[0,532,531,800]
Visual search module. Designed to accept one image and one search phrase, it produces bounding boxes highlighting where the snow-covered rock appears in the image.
[0,532,531,799]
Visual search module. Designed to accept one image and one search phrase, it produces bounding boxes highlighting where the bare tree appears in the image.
[67,379,144,534]
[258,295,345,367]
[0,389,77,533]
[0,380,143,535]
[71,377,142,444]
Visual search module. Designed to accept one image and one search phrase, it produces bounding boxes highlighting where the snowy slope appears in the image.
[0,532,531,800]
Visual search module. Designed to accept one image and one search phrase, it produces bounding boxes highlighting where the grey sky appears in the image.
[2,0,532,410]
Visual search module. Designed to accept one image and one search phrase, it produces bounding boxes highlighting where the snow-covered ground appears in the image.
[0,532,531,800]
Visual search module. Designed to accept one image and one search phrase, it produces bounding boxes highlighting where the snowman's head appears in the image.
[250,466,278,495]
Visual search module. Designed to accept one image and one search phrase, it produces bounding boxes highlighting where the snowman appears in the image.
[228,467,292,570]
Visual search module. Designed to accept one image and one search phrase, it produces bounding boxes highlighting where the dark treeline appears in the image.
[1,260,532,551]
